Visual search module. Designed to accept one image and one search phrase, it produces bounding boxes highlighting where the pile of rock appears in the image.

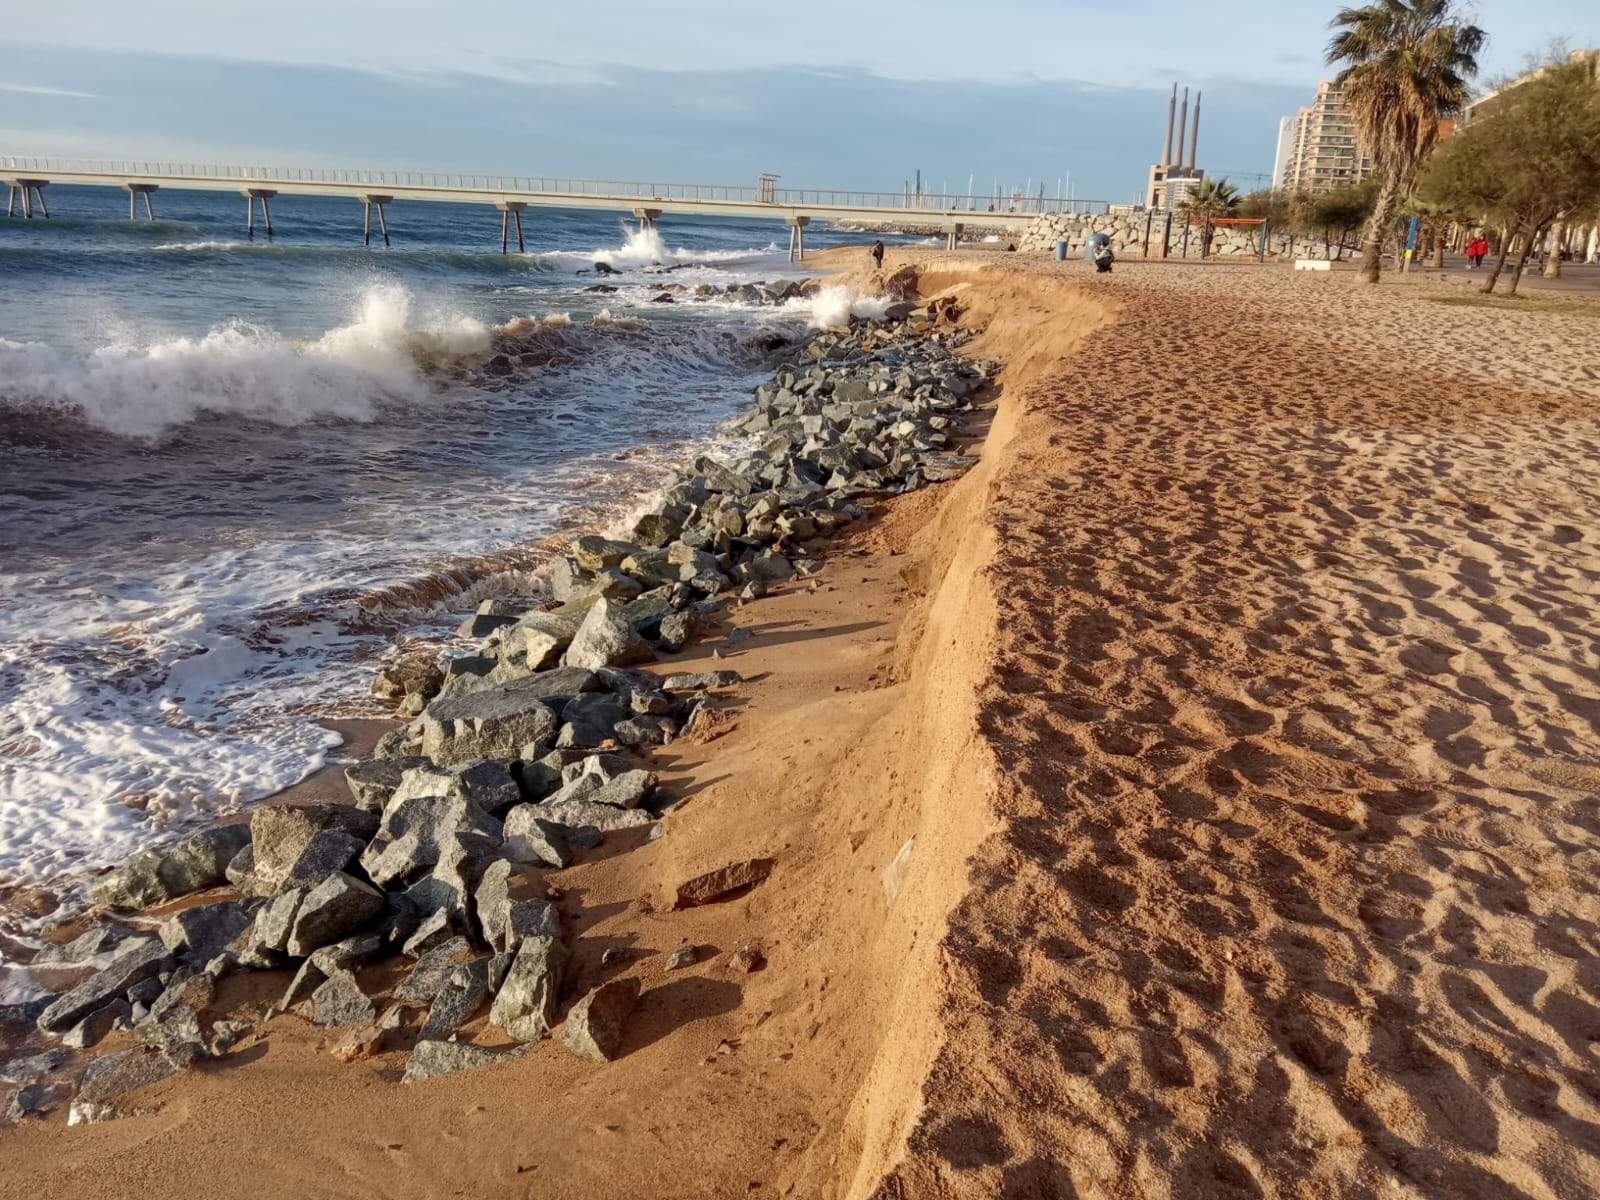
[1017,209,1346,261]
[5,305,999,1125]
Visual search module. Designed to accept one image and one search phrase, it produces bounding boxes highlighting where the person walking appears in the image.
[871,239,885,270]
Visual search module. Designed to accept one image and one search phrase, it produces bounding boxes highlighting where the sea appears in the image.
[0,184,912,950]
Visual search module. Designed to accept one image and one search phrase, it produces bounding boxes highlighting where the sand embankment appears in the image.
[9,250,1600,1200]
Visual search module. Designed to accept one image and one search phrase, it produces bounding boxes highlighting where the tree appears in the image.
[1305,180,1376,259]
[1418,56,1600,294]
[1180,177,1240,257]
[1327,0,1485,284]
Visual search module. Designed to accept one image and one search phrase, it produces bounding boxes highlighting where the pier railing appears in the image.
[0,156,1114,215]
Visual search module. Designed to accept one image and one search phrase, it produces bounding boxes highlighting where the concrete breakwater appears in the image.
[0,298,997,1122]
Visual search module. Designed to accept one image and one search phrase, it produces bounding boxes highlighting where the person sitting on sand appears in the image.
[1094,241,1115,273]
[871,240,885,270]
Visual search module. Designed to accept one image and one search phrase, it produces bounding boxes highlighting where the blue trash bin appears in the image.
[1054,239,1069,261]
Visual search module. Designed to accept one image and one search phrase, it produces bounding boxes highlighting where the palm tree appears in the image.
[1328,0,1485,284]
[1180,177,1239,257]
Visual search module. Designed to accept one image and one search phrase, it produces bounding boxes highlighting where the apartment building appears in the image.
[1276,80,1374,193]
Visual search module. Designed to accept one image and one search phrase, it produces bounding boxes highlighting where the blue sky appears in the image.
[2,1,1595,201]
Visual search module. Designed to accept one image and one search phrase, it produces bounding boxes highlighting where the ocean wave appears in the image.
[780,284,892,329]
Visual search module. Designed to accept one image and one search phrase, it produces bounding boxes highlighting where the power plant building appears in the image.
[1146,84,1206,210]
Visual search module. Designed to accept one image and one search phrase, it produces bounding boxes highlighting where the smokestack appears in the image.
[1187,90,1202,170]
[1175,87,1189,170]
[1162,82,1177,167]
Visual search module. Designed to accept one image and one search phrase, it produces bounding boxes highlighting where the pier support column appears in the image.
[787,216,810,262]
[632,207,661,236]
[496,201,527,254]
[243,189,278,237]
[360,194,393,247]
[5,184,14,218]
[11,179,48,219]
[944,222,963,251]
[125,183,159,222]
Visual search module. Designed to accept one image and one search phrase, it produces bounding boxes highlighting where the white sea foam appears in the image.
[782,284,892,329]
[0,284,489,438]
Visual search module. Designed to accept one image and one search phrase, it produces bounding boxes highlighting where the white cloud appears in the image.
[0,81,98,98]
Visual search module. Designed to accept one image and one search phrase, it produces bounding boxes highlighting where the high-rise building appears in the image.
[1271,116,1297,191]
[1145,83,1206,210]
[1277,80,1374,193]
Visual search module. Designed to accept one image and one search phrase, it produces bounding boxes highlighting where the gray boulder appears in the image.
[312,969,376,1028]
[285,873,384,958]
[500,610,589,672]
[490,935,569,1042]
[36,937,172,1034]
[586,769,658,810]
[369,655,444,705]
[402,829,500,926]
[562,598,657,671]
[537,801,655,836]
[656,611,696,653]
[395,937,475,1004]
[401,1039,508,1084]
[573,535,641,573]
[249,804,377,896]
[359,764,505,888]
[553,692,629,749]
[159,900,257,964]
[417,959,491,1041]
[76,1047,181,1104]
[418,684,560,765]
[560,977,641,1062]
[63,999,131,1049]
[344,756,430,812]
[500,806,575,868]
[91,824,251,910]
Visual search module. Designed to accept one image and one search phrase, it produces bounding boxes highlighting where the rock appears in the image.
[501,807,575,868]
[402,829,500,925]
[573,535,641,573]
[457,610,518,639]
[344,756,430,812]
[31,926,125,966]
[8,1081,62,1121]
[418,959,491,1041]
[249,804,378,896]
[500,612,591,672]
[312,969,376,1028]
[285,873,385,958]
[224,844,256,889]
[360,765,506,888]
[401,909,456,958]
[419,685,560,765]
[656,611,696,653]
[278,829,365,893]
[563,598,657,671]
[159,900,257,964]
[63,999,131,1049]
[553,692,629,749]
[280,934,384,1010]
[0,1050,67,1085]
[537,801,656,836]
[729,943,766,972]
[237,887,306,961]
[560,978,641,1062]
[329,1025,385,1063]
[77,1047,181,1104]
[919,453,978,482]
[372,724,424,760]
[395,937,475,1004]
[742,552,795,583]
[613,716,673,748]
[401,1039,508,1084]
[36,937,172,1034]
[585,769,658,810]
[209,1019,252,1055]
[491,935,569,1042]
[673,858,776,909]
[694,456,753,497]
[661,671,742,692]
[477,862,561,955]
[370,655,444,705]
[663,946,696,971]
[738,580,767,602]
[90,824,252,910]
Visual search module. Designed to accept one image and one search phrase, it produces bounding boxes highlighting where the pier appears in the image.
[1,157,1103,257]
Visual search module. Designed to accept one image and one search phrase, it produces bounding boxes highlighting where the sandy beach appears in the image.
[6,248,1600,1200]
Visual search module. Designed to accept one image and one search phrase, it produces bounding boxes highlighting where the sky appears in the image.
[2,1,1596,202]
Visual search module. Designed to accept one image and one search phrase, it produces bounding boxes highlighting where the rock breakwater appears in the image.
[1,297,999,1124]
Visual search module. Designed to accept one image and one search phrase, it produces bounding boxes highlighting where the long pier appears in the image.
[1,157,1106,258]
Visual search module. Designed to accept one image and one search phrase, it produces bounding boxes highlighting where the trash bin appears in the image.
[1054,239,1069,261]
